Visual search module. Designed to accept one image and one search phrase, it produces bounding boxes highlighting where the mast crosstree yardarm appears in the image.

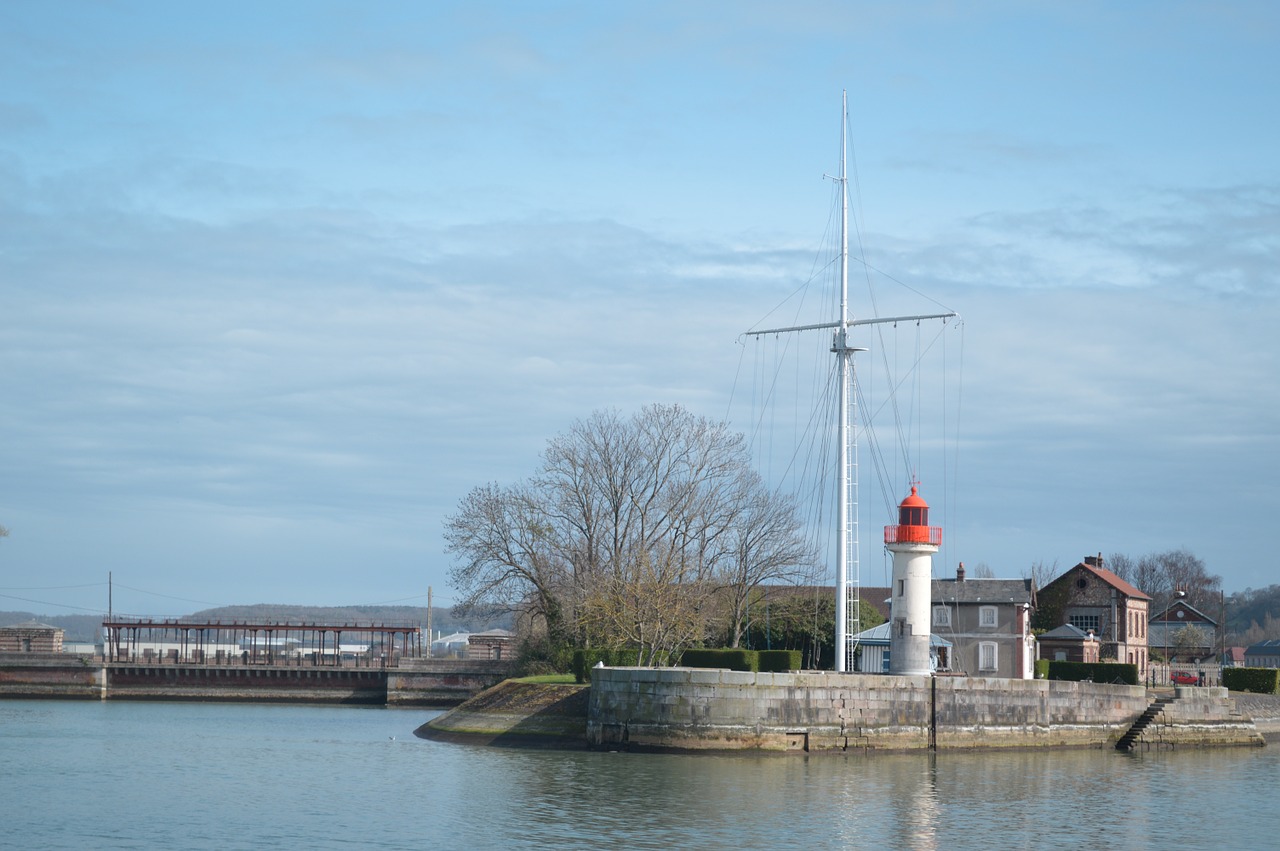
[745,92,956,673]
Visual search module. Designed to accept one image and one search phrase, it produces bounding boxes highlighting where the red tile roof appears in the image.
[1074,561,1151,601]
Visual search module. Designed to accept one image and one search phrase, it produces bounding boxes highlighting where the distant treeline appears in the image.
[1227,585,1280,644]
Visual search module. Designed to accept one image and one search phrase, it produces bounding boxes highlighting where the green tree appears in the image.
[741,592,884,670]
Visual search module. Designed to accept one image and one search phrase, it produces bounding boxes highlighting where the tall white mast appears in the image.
[746,92,955,673]
[834,90,855,672]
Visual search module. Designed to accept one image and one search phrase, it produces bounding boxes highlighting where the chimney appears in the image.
[956,562,966,582]
[1084,553,1104,568]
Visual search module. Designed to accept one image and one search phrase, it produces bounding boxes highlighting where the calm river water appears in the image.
[2,700,1275,850]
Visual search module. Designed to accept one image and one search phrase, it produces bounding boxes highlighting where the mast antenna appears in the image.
[744,91,956,672]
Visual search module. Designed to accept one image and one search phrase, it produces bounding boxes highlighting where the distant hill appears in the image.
[1226,585,1280,642]
[183,604,510,636]
[2,606,511,644]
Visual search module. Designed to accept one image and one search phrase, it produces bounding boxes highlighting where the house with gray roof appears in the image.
[1149,598,1218,663]
[1244,639,1280,669]
[1037,623,1101,664]
[930,564,1037,678]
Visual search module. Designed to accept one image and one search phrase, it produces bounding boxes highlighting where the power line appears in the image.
[0,592,106,613]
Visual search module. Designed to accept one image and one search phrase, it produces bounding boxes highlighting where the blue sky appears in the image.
[2,1,1277,618]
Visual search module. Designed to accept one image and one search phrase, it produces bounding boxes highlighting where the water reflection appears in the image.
[4,703,1276,851]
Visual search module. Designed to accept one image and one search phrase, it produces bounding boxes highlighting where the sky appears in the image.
[2,1,1277,619]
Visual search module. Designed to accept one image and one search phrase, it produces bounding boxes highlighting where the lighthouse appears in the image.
[884,484,942,676]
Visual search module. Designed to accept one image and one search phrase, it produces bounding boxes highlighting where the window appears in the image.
[932,606,951,627]
[979,606,998,628]
[979,642,998,672]
[1069,614,1100,634]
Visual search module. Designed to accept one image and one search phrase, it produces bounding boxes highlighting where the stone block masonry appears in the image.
[0,655,513,706]
[588,668,1264,752]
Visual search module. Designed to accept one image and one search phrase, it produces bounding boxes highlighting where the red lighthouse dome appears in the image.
[885,484,942,545]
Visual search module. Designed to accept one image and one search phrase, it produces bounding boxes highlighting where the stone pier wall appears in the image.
[0,656,513,705]
[0,654,104,699]
[105,665,388,703]
[386,659,513,706]
[1131,685,1262,749]
[588,668,1262,752]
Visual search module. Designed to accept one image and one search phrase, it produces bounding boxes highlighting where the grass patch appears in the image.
[512,673,578,684]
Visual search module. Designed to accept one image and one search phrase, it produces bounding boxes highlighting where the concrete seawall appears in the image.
[587,668,1265,752]
[0,655,513,706]
[0,655,106,699]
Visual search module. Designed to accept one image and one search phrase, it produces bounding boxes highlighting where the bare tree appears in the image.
[1127,548,1221,612]
[443,482,574,645]
[1108,553,1137,585]
[1023,559,1058,591]
[444,403,813,666]
[718,472,818,648]
[1120,552,1167,600]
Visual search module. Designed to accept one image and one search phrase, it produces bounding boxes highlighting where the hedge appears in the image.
[571,648,641,683]
[1034,659,1050,679]
[1222,667,1280,695]
[680,648,758,672]
[757,649,802,673]
[1046,660,1139,685]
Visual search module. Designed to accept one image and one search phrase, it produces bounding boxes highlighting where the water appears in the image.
[2,700,1276,850]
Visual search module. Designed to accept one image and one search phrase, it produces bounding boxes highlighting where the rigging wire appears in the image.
[730,102,965,640]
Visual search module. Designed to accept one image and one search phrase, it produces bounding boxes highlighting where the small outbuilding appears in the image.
[1037,623,1101,664]
[430,632,472,657]
[0,620,65,654]
[467,629,515,661]
[850,622,952,673]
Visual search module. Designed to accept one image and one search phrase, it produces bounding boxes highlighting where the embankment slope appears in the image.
[414,680,590,748]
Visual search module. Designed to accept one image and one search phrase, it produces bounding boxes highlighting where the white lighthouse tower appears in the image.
[885,484,941,676]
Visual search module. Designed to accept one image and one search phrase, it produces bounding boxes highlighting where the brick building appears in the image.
[1037,555,1151,676]
[466,629,514,661]
[0,620,65,653]
[1149,599,1218,663]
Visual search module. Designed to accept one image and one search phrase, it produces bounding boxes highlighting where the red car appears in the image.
[1171,671,1198,685]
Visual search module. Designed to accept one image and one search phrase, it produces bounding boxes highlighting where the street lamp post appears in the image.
[1164,586,1187,686]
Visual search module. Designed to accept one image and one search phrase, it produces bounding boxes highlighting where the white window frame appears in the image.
[979,606,998,628]
[932,606,951,627]
[979,641,998,672]
[1069,614,1100,634]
